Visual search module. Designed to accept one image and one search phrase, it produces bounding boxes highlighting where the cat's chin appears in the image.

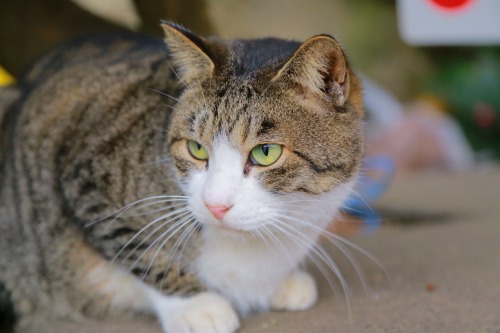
[203,222,255,238]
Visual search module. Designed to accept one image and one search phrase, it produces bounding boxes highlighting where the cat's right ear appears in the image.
[160,21,215,84]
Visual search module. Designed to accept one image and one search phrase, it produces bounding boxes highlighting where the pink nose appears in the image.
[205,204,231,220]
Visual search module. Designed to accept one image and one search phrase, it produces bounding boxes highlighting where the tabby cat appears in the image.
[0,22,364,333]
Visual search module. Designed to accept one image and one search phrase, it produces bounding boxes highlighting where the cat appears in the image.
[0,21,364,333]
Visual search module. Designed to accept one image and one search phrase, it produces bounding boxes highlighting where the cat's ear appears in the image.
[272,35,350,107]
[160,21,215,83]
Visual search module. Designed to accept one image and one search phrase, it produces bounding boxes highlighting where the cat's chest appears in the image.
[192,227,307,313]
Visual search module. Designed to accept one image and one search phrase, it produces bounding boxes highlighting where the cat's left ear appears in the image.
[272,35,350,107]
[160,21,215,83]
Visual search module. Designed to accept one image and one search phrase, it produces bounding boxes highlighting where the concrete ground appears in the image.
[36,168,500,333]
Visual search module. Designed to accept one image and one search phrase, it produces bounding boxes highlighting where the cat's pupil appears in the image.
[262,145,269,156]
[196,142,202,150]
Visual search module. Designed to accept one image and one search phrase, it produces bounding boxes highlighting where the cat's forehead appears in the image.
[182,77,283,148]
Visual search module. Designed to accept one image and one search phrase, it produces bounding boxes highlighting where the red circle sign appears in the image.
[429,0,472,10]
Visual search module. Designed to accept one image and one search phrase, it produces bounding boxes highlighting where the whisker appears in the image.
[255,224,296,268]
[166,219,197,269]
[122,202,188,218]
[86,195,189,227]
[162,56,207,112]
[254,227,271,249]
[176,221,200,267]
[330,240,370,295]
[342,188,374,214]
[102,199,189,235]
[164,221,200,290]
[147,88,199,114]
[276,213,391,286]
[138,215,195,281]
[113,208,191,263]
[270,220,353,329]
[273,212,389,282]
[158,103,178,112]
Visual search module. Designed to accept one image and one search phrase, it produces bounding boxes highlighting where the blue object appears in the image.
[341,155,395,232]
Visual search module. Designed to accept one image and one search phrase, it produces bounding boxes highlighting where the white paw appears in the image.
[158,292,240,333]
[271,270,317,311]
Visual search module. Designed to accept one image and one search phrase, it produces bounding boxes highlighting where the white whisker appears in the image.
[273,211,388,280]
[270,219,353,329]
[254,227,271,249]
[139,215,195,281]
[259,224,296,268]
[86,195,189,227]
[113,207,191,263]
[335,179,374,213]
[163,221,200,290]
[162,56,207,112]
[122,201,188,218]
[148,88,199,114]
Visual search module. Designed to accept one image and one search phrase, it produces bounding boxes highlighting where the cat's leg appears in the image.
[271,270,317,311]
[145,287,240,333]
[79,242,240,333]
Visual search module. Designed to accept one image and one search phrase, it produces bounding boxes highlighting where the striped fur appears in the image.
[0,23,364,332]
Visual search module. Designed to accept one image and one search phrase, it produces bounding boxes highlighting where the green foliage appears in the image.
[426,49,500,158]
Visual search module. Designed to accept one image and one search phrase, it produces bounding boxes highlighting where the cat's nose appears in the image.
[205,204,231,220]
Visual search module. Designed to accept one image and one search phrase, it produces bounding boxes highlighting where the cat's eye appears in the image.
[187,140,208,160]
[250,144,282,166]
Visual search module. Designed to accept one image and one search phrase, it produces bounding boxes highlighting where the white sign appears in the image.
[397,0,500,45]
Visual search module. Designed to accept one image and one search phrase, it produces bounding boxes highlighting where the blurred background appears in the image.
[1,4,498,332]
[0,0,498,175]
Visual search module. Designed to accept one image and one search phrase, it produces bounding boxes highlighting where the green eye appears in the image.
[187,140,208,160]
[250,144,282,166]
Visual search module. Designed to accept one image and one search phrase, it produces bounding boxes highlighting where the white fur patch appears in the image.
[84,255,151,312]
[147,290,239,333]
[183,136,356,314]
[271,270,318,311]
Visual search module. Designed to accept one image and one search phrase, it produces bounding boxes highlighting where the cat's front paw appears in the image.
[159,292,239,333]
[271,270,317,311]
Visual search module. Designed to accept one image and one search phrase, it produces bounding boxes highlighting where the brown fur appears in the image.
[0,23,363,331]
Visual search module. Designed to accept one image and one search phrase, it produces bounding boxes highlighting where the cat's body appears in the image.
[0,23,364,333]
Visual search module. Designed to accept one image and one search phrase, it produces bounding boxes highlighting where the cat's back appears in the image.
[0,34,168,160]
[0,33,171,157]
[0,32,183,230]
[0,34,183,328]
[22,34,167,85]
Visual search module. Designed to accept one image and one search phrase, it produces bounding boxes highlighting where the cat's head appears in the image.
[161,22,364,234]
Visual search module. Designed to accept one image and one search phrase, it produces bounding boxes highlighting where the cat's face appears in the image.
[163,23,364,233]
